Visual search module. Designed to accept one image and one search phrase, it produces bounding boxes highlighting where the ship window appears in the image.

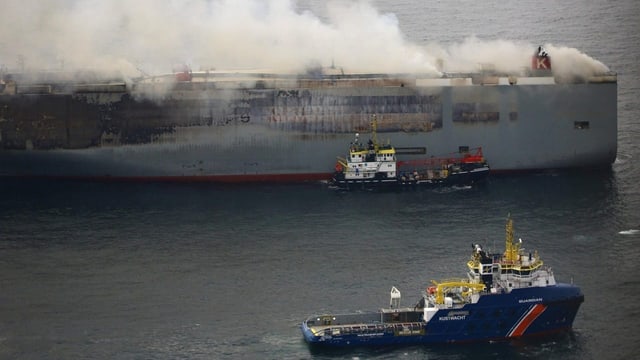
[395,147,426,155]
[453,103,500,123]
[574,121,590,129]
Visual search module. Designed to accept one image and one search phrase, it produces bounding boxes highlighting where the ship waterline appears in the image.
[0,70,617,181]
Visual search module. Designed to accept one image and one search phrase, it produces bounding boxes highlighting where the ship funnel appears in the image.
[173,64,192,82]
[532,46,551,71]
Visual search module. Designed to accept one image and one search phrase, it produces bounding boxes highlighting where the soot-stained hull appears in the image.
[0,71,617,181]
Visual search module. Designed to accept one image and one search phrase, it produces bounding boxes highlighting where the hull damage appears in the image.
[0,69,617,182]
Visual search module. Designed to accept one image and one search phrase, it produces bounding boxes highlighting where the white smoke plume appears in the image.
[0,0,610,79]
[543,44,611,81]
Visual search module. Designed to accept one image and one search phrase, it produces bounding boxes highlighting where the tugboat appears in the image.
[301,215,584,347]
[330,118,489,190]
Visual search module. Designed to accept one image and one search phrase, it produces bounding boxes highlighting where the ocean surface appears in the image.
[1,1,639,359]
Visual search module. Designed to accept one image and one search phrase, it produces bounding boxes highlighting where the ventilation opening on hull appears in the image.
[574,121,590,130]
[395,147,427,155]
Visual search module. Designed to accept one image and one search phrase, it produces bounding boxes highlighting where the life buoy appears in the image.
[335,163,343,172]
[427,286,436,295]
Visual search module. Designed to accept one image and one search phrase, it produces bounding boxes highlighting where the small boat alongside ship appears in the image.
[301,216,584,347]
[330,118,490,190]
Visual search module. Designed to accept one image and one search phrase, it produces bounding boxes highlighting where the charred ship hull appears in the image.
[0,69,617,182]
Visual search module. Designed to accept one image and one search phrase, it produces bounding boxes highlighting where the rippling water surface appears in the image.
[1,0,639,359]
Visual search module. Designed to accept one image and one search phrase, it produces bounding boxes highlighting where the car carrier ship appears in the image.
[0,48,617,182]
[300,215,584,347]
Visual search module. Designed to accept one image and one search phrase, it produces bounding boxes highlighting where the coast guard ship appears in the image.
[301,216,584,346]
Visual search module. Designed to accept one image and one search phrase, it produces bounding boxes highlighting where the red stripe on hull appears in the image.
[3,173,334,183]
[509,304,547,338]
[490,165,612,175]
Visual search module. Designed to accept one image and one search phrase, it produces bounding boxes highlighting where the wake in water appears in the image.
[433,185,473,194]
[618,229,639,235]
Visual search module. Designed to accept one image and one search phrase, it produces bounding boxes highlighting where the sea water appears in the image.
[1,0,639,359]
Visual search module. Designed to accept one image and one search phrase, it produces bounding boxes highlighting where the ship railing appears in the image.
[497,268,554,286]
[397,147,485,169]
[307,312,381,327]
[499,259,543,273]
[315,322,425,337]
[436,278,482,284]
[499,263,550,278]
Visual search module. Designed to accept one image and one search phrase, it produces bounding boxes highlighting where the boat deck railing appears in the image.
[306,321,425,337]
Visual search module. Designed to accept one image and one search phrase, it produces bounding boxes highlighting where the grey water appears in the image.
[1,0,639,359]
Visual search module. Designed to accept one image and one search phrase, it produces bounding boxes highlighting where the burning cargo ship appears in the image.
[0,49,617,182]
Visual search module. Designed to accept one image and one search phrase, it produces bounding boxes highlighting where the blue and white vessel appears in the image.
[301,216,584,347]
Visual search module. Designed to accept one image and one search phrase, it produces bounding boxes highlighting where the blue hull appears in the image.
[301,284,583,347]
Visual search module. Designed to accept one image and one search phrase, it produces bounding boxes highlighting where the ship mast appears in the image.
[371,115,379,151]
[504,214,521,263]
